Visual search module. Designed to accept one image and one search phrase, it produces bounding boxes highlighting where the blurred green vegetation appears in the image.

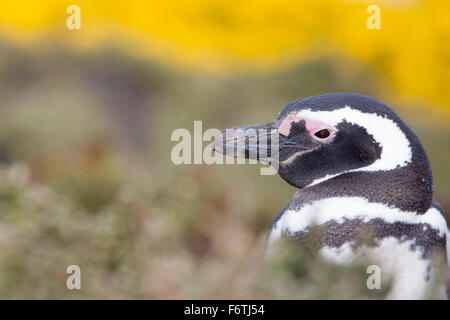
[0,40,448,298]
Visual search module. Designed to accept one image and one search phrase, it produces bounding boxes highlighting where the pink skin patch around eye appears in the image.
[278,116,336,142]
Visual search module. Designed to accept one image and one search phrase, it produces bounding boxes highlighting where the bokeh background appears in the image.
[0,0,448,298]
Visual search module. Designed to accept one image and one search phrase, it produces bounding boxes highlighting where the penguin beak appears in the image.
[213,121,279,163]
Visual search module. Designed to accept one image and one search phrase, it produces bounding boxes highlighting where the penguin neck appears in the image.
[298,161,433,214]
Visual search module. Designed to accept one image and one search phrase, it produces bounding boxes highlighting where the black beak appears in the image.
[213,121,279,163]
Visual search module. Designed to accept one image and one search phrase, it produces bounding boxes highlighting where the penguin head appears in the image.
[214,93,430,190]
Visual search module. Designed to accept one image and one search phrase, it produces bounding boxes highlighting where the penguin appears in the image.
[213,93,449,299]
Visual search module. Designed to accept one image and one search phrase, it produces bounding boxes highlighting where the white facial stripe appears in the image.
[308,173,340,186]
[273,197,448,238]
[294,106,412,172]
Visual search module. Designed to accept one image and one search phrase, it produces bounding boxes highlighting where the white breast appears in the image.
[267,197,449,299]
[320,238,434,299]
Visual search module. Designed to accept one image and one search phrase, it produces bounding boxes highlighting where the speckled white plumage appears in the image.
[267,197,449,299]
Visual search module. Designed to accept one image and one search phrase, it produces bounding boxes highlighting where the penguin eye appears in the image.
[314,129,330,139]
